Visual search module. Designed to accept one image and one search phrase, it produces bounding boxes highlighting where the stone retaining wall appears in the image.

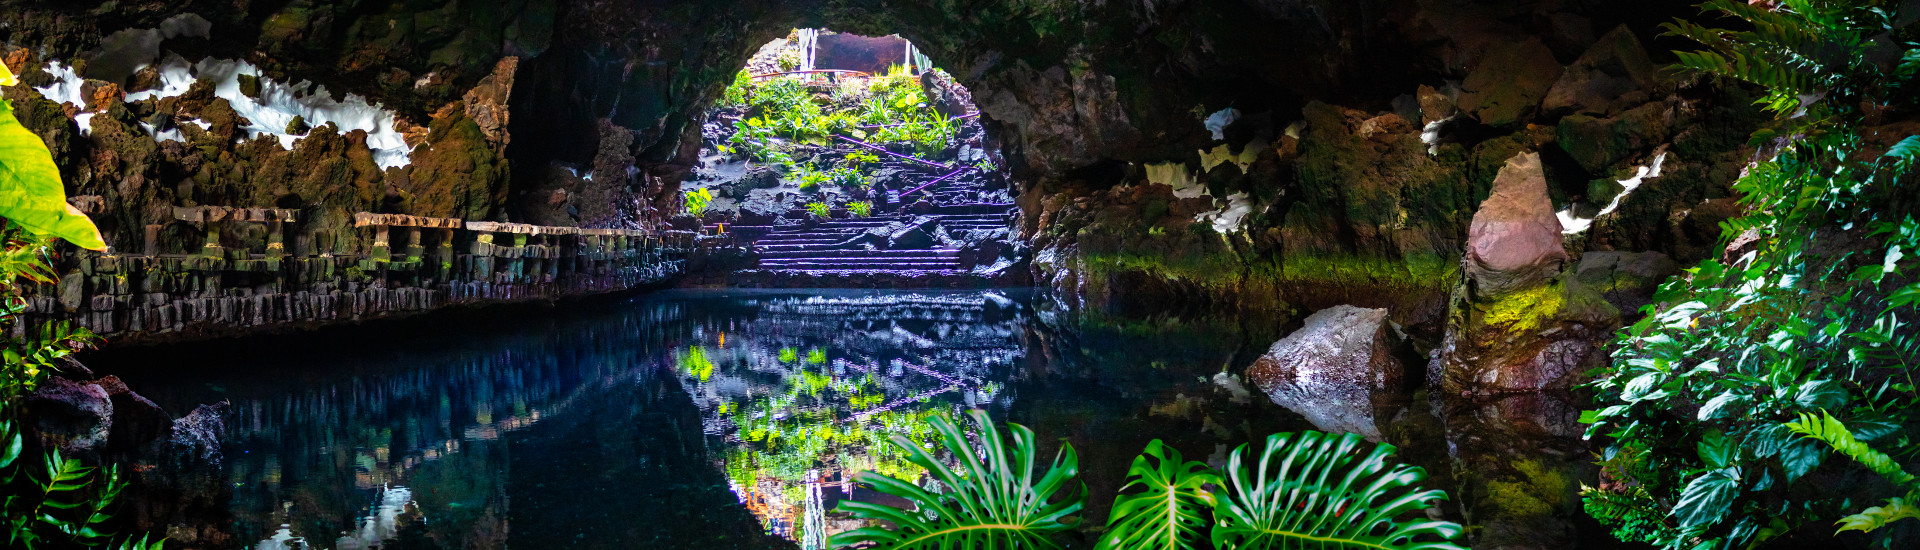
[20,209,692,345]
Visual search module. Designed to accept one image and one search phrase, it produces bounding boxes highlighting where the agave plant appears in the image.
[1213,431,1465,549]
[831,409,1083,549]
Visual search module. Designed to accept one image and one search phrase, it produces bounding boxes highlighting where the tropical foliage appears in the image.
[716,62,957,181]
[831,410,1084,549]
[1208,432,1464,550]
[684,187,714,218]
[1581,1,1920,547]
[838,412,1465,550]
[848,201,874,218]
[0,62,159,548]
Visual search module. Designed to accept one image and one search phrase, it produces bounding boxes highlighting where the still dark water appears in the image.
[89,289,1606,549]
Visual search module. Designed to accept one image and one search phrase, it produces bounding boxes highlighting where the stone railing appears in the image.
[20,210,692,345]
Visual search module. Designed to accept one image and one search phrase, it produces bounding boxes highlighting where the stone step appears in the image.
[758,260,966,270]
[757,249,961,259]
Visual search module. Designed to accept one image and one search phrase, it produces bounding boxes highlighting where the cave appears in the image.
[2,1,1916,549]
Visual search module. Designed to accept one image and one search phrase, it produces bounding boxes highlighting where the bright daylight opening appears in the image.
[682,29,1020,288]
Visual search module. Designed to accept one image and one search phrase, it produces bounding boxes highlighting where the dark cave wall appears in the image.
[1,0,1756,335]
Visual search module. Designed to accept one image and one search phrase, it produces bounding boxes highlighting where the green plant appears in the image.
[1094,433,1465,550]
[1663,0,1911,119]
[778,347,798,363]
[0,96,107,250]
[720,69,755,108]
[848,201,873,218]
[0,66,162,550]
[845,150,881,168]
[1784,411,1920,533]
[684,187,714,218]
[1581,2,1920,547]
[776,47,802,72]
[831,410,1084,549]
[794,166,831,193]
[838,412,1465,550]
[1209,432,1465,549]
[805,347,826,365]
[1096,440,1217,549]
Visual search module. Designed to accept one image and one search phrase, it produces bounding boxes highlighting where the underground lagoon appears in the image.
[3,1,1920,549]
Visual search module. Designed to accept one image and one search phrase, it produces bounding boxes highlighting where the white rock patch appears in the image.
[124,54,415,169]
[1194,191,1253,234]
[1558,151,1668,234]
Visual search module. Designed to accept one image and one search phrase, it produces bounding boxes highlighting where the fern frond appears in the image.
[1835,494,1920,534]
[1784,411,1914,485]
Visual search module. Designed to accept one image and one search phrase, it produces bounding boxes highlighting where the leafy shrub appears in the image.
[778,347,798,363]
[684,187,714,218]
[805,201,830,218]
[0,71,162,548]
[1582,2,1920,547]
[847,201,873,218]
[845,150,880,168]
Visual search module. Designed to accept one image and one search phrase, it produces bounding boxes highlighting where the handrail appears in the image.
[901,167,969,197]
[833,135,950,170]
[749,69,871,79]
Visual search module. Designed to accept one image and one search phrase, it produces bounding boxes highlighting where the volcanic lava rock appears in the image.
[25,376,114,454]
[1436,152,1620,393]
[1542,25,1658,117]
[1465,153,1569,296]
[94,375,175,454]
[1246,305,1404,441]
[1457,38,1563,127]
[1574,251,1679,320]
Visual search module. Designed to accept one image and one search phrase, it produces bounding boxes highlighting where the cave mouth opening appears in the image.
[682,29,1023,287]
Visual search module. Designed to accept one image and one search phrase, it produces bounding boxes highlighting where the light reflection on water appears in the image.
[92,288,1611,549]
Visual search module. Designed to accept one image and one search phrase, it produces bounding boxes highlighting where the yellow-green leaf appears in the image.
[0,99,105,250]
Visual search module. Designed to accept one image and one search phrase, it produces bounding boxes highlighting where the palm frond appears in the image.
[1096,439,1217,550]
[1212,431,1466,550]
[831,410,1083,549]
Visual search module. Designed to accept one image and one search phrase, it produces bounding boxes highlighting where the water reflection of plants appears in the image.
[672,293,1023,541]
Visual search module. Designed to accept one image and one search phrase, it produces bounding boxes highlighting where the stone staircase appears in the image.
[727,176,1024,287]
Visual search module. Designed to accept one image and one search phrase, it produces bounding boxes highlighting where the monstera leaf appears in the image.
[831,410,1083,549]
[0,64,105,250]
[1213,431,1466,550]
[1096,439,1219,550]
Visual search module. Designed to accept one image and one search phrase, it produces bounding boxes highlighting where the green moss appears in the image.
[1279,252,1459,294]
[1481,459,1573,521]
[1479,283,1565,333]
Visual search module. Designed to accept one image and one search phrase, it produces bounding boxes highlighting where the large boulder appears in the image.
[1555,102,1671,174]
[1542,25,1657,117]
[1436,152,1620,393]
[1465,152,1567,295]
[94,375,176,454]
[1246,305,1405,441]
[920,69,975,119]
[1457,39,1564,127]
[25,376,114,454]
